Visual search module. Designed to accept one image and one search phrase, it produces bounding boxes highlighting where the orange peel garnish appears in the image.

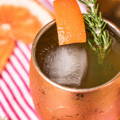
[54,0,86,45]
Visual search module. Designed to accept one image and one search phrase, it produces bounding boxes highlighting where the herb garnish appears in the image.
[79,0,112,60]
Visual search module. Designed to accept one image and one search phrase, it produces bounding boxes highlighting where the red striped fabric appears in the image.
[0,41,40,120]
[0,0,53,119]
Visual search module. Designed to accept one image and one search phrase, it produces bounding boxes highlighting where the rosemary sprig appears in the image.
[79,0,112,60]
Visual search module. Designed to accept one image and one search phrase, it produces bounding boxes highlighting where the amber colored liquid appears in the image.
[80,36,120,88]
[36,25,120,88]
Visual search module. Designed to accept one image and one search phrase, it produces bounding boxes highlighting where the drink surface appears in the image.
[36,25,120,88]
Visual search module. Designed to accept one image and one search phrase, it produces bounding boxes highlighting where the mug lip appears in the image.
[32,19,120,93]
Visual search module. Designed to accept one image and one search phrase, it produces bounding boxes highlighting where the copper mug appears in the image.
[30,20,120,120]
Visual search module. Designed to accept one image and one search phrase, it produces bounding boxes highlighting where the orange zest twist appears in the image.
[54,0,86,45]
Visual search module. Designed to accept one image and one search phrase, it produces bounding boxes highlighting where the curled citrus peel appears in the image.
[54,0,86,45]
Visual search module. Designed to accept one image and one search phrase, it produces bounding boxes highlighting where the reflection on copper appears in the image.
[98,0,120,27]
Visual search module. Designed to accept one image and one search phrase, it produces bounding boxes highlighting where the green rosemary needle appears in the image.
[79,0,112,60]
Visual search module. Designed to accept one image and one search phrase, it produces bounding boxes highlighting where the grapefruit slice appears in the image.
[0,35,15,72]
[0,0,53,71]
[54,0,86,45]
[0,5,41,44]
[0,0,53,44]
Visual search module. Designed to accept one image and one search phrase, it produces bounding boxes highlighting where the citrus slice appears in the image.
[0,5,40,44]
[54,0,86,45]
[0,0,53,44]
[0,36,15,72]
[0,22,15,72]
[0,0,53,72]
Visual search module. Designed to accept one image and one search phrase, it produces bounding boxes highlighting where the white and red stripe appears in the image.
[0,41,40,120]
[0,0,54,119]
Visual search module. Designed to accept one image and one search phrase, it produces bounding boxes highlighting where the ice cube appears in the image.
[43,44,88,87]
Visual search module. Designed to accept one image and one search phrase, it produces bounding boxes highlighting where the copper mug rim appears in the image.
[31,19,120,93]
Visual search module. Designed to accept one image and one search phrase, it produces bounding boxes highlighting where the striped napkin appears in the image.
[0,0,53,120]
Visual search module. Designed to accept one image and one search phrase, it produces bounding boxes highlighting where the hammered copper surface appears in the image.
[30,21,120,120]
